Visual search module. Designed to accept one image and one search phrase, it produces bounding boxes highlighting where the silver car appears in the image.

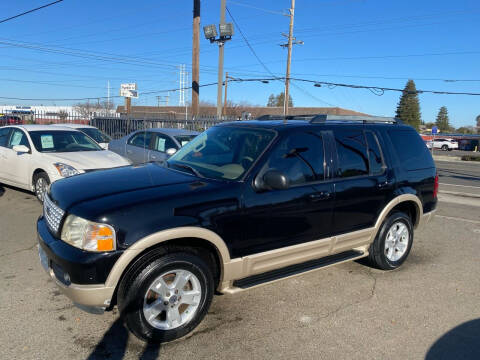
[108,128,199,165]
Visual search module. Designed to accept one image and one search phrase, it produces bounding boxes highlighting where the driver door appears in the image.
[238,130,335,258]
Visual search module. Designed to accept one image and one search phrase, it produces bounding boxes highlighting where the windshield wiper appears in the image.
[169,162,204,178]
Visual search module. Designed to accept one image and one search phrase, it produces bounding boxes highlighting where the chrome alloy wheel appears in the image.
[384,221,409,262]
[143,269,202,330]
[35,177,48,202]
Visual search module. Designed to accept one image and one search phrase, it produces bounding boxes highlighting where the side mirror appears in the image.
[166,148,177,156]
[262,170,290,190]
[12,145,30,154]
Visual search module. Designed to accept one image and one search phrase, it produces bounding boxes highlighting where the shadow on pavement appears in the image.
[426,318,480,360]
[87,319,161,360]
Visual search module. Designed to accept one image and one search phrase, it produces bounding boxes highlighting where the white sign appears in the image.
[120,83,138,98]
[121,83,137,91]
[120,89,139,98]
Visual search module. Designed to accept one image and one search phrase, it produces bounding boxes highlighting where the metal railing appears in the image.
[91,116,234,139]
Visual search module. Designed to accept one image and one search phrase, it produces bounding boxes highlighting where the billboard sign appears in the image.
[120,83,138,98]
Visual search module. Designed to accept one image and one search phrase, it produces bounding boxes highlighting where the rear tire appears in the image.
[33,172,50,203]
[441,145,448,151]
[368,211,413,270]
[118,249,214,343]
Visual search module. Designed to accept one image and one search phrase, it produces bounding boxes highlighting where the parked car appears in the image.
[426,138,458,151]
[0,115,23,126]
[458,139,480,152]
[37,115,437,343]
[108,128,199,165]
[52,124,112,149]
[0,125,130,202]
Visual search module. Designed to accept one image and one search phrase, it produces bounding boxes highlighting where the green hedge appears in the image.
[461,155,480,162]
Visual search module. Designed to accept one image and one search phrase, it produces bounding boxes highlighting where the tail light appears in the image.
[433,173,439,198]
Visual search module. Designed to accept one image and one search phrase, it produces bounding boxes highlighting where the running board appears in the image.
[231,250,364,290]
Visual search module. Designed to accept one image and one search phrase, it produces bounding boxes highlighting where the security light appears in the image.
[203,24,218,40]
[219,23,234,38]
[314,83,322,87]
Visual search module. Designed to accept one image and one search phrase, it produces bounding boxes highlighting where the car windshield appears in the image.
[79,127,111,143]
[168,126,276,180]
[29,130,103,153]
[174,134,197,147]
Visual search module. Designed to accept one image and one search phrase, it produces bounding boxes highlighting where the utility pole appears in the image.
[192,0,200,118]
[283,0,295,117]
[125,97,131,116]
[216,0,227,119]
[223,72,229,116]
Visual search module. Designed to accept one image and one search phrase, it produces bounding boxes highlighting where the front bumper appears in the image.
[37,217,121,313]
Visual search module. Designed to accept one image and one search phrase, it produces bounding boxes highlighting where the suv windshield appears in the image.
[79,127,111,144]
[29,130,103,153]
[168,126,276,180]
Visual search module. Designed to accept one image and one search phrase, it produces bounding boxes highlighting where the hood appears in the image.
[43,150,129,170]
[50,162,198,210]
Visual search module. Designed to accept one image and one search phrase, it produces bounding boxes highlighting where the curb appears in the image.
[434,155,480,164]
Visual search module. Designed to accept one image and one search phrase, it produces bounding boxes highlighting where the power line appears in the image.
[228,1,284,16]
[226,7,335,107]
[4,77,480,102]
[0,1,64,25]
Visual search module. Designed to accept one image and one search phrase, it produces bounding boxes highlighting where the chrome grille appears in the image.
[43,194,64,234]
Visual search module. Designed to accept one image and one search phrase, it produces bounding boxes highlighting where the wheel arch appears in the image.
[105,227,230,291]
[374,194,422,235]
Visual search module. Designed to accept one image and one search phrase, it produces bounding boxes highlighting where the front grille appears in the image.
[43,194,65,234]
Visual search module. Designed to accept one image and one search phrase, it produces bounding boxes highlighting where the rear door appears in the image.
[0,127,12,180]
[331,128,392,236]
[3,128,32,186]
[125,131,153,164]
[148,133,178,164]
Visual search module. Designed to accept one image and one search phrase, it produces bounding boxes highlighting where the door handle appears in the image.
[151,155,157,160]
[127,150,132,154]
[308,192,331,202]
[377,180,393,189]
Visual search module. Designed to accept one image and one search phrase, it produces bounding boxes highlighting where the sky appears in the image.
[0,0,479,127]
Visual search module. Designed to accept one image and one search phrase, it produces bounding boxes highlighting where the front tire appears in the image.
[118,250,214,343]
[33,172,50,203]
[368,211,413,270]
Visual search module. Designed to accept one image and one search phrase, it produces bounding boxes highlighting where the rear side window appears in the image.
[334,129,369,178]
[0,128,10,147]
[388,129,434,170]
[365,131,384,175]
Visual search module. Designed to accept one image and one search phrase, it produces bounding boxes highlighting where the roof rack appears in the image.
[255,114,401,125]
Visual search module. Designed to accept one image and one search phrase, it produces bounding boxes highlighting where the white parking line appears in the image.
[435,215,480,225]
[439,183,480,189]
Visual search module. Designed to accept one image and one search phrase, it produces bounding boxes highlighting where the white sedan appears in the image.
[0,125,130,202]
[426,138,459,151]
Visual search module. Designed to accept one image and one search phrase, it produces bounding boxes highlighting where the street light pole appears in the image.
[284,0,295,117]
[216,0,226,119]
[192,0,200,118]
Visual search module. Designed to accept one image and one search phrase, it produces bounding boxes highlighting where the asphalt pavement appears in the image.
[0,159,479,360]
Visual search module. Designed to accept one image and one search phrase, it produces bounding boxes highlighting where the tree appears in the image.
[435,106,450,132]
[456,126,474,134]
[476,115,480,131]
[266,92,293,107]
[395,80,422,130]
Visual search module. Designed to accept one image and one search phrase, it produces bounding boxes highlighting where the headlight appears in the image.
[54,163,80,177]
[61,215,116,252]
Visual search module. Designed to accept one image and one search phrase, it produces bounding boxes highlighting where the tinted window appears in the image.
[29,130,102,152]
[153,134,177,152]
[8,129,30,149]
[264,131,324,185]
[334,129,369,178]
[128,131,152,148]
[365,131,384,175]
[0,128,10,147]
[388,129,434,170]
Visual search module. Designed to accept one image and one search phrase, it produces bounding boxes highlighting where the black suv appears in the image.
[37,115,437,342]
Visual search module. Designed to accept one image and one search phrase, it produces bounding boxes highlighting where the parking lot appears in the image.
[1,159,479,360]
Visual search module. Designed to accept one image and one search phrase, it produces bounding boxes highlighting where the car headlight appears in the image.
[61,215,116,252]
[54,163,80,177]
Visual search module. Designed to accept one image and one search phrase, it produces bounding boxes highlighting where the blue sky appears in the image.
[0,0,479,127]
